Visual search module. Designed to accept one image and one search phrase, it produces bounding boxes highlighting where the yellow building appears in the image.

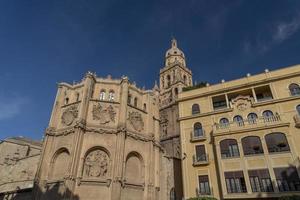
[178,65,300,199]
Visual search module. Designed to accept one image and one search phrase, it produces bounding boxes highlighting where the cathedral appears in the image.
[33,39,189,200]
[1,39,300,200]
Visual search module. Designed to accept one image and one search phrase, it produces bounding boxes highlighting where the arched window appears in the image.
[242,136,264,155]
[134,97,138,107]
[65,97,69,105]
[297,105,300,115]
[183,75,187,84]
[174,88,178,96]
[192,104,200,115]
[143,103,147,111]
[263,110,274,117]
[167,75,171,87]
[194,122,204,137]
[289,83,300,96]
[219,118,229,127]
[265,133,290,153]
[100,90,106,100]
[247,113,258,124]
[170,188,176,200]
[128,94,132,105]
[233,115,244,126]
[220,139,240,158]
[108,90,115,101]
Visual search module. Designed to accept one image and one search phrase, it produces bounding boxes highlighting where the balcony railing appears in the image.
[213,114,284,134]
[190,130,206,142]
[294,114,300,128]
[196,187,213,197]
[193,154,209,166]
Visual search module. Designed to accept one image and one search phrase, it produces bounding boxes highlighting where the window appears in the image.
[108,90,115,101]
[263,110,273,117]
[274,167,300,192]
[233,115,244,126]
[247,113,258,124]
[220,139,240,158]
[128,94,132,105]
[297,105,300,115]
[263,110,274,122]
[100,90,106,100]
[65,97,69,105]
[195,145,207,162]
[198,175,211,195]
[134,97,138,107]
[225,171,247,193]
[289,83,300,96]
[265,133,290,153]
[249,169,273,192]
[143,103,147,111]
[76,93,80,101]
[193,122,204,137]
[174,88,178,96]
[219,118,229,128]
[183,75,187,84]
[242,136,264,155]
[167,75,171,87]
[192,104,200,115]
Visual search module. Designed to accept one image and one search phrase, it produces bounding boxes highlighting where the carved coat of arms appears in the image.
[61,106,78,126]
[231,95,253,112]
[128,111,144,132]
[84,150,109,178]
[92,103,116,124]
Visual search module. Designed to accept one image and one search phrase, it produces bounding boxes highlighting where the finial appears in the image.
[171,38,177,48]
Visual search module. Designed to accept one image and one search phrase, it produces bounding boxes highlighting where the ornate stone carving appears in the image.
[160,111,168,136]
[128,111,144,132]
[84,150,109,178]
[61,105,78,126]
[231,95,253,112]
[92,103,116,124]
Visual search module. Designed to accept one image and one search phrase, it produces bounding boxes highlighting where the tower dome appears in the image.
[165,38,185,58]
[165,38,186,67]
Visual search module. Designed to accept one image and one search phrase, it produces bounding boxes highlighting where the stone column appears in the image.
[67,72,95,199]
[111,77,129,200]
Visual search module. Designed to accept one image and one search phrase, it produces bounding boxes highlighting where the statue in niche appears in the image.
[128,111,144,132]
[61,105,78,126]
[92,103,116,124]
[160,111,168,136]
[84,150,109,178]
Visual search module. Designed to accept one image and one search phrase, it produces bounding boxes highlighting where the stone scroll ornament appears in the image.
[84,150,109,178]
[128,111,144,132]
[61,105,78,126]
[92,103,116,124]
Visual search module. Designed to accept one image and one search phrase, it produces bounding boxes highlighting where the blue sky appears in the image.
[1,0,300,140]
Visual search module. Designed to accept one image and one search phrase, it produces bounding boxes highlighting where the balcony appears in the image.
[294,114,300,128]
[213,114,287,134]
[193,154,209,166]
[196,187,213,197]
[190,131,206,142]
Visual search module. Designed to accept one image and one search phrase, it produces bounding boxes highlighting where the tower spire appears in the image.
[171,38,177,48]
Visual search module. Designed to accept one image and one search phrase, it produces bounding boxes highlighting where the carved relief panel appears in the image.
[92,103,116,125]
[83,149,109,179]
[231,95,253,114]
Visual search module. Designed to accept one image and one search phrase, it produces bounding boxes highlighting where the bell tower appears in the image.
[159,39,192,200]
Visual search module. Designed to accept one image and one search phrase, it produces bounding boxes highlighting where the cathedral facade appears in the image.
[34,39,188,200]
